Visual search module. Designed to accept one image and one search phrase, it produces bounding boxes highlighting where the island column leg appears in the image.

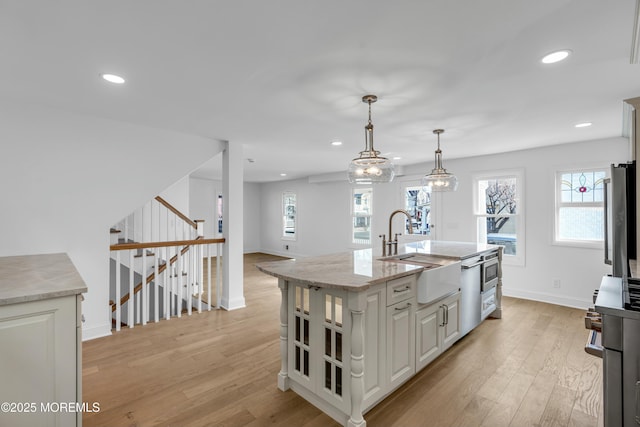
[348,292,366,427]
[278,279,290,391]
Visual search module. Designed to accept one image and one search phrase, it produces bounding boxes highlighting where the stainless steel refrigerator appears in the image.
[604,161,636,277]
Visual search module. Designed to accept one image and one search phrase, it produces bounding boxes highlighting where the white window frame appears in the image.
[282,191,297,241]
[351,187,372,245]
[553,167,607,249]
[473,169,525,266]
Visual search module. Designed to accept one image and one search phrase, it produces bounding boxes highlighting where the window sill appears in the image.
[552,240,603,250]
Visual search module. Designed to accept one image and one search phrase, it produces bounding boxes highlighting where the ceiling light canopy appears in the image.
[101,73,125,84]
[347,95,395,184]
[541,49,572,64]
[421,129,458,192]
[575,122,592,128]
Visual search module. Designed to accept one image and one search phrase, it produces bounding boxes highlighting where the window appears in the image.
[554,169,606,247]
[352,188,372,244]
[405,185,431,235]
[283,192,296,240]
[473,170,524,265]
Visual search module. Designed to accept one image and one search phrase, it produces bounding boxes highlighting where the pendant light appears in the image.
[421,129,458,191]
[347,95,395,184]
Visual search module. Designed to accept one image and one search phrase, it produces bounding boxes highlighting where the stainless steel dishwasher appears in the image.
[460,255,482,337]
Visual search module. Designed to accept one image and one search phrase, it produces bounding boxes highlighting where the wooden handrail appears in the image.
[155,196,197,229]
[110,238,225,312]
[110,238,225,251]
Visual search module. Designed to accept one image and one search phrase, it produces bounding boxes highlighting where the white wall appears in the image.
[189,177,261,253]
[259,137,630,309]
[0,101,224,340]
[259,178,353,258]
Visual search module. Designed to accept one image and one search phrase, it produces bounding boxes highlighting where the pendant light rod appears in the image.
[347,94,395,184]
[422,128,458,191]
[362,95,378,156]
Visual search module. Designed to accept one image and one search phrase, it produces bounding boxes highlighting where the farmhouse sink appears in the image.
[381,253,461,304]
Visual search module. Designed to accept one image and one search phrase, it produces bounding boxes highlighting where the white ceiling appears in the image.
[2,0,639,182]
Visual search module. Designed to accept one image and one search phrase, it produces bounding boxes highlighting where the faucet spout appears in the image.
[388,209,414,243]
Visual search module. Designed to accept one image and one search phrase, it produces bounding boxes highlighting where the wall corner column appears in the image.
[222,140,246,310]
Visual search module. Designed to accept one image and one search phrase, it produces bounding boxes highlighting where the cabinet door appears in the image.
[0,295,77,427]
[386,299,415,389]
[288,283,313,389]
[415,302,442,372]
[319,289,349,412]
[442,292,461,352]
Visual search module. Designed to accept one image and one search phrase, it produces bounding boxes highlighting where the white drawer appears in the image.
[386,275,416,306]
[481,287,497,320]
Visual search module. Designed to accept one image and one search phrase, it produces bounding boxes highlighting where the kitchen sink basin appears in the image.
[380,253,443,269]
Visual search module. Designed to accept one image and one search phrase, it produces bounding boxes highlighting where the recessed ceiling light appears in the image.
[575,122,592,128]
[331,141,343,146]
[541,50,572,64]
[280,173,287,177]
[393,156,402,160]
[101,73,125,84]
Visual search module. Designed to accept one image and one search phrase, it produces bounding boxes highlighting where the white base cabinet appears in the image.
[0,294,83,427]
[416,291,461,372]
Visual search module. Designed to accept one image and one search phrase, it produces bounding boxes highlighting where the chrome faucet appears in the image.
[380,209,413,256]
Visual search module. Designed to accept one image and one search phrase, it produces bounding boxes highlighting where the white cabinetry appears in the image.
[416,291,460,372]
[0,294,83,427]
[385,276,416,390]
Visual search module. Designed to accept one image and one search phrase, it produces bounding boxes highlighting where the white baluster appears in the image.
[186,247,192,316]
[129,250,134,328]
[142,248,147,325]
[216,242,222,309]
[154,249,159,323]
[164,247,170,320]
[207,245,212,312]
[197,244,202,313]
[177,247,182,318]
[115,251,121,332]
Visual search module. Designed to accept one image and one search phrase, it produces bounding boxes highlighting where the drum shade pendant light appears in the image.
[421,129,458,191]
[347,95,395,184]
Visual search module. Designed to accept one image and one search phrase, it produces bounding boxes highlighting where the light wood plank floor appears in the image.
[83,253,603,427]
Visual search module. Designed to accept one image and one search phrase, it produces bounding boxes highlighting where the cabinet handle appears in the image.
[393,286,411,294]
[443,304,449,325]
[395,302,411,311]
[440,305,445,327]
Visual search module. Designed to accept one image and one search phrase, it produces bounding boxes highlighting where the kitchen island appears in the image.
[0,253,87,427]
[257,240,502,427]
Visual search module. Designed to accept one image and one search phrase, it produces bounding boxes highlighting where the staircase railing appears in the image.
[109,196,224,331]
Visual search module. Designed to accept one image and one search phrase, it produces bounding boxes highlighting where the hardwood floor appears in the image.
[83,253,603,427]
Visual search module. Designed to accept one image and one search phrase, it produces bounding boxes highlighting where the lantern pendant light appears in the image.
[347,95,395,184]
[421,129,458,191]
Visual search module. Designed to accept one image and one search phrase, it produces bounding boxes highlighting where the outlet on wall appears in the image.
[552,278,561,288]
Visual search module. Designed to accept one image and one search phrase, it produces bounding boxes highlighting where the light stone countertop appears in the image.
[256,240,501,291]
[0,253,87,306]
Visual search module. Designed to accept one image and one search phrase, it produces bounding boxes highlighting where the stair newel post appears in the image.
[154,250,159,323]
[129,250,135,328]
[115,250,121,332]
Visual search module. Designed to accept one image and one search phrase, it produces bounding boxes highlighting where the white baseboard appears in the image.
[82,323,112,341]
[220,295,246,311]
[502,287,592,310]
